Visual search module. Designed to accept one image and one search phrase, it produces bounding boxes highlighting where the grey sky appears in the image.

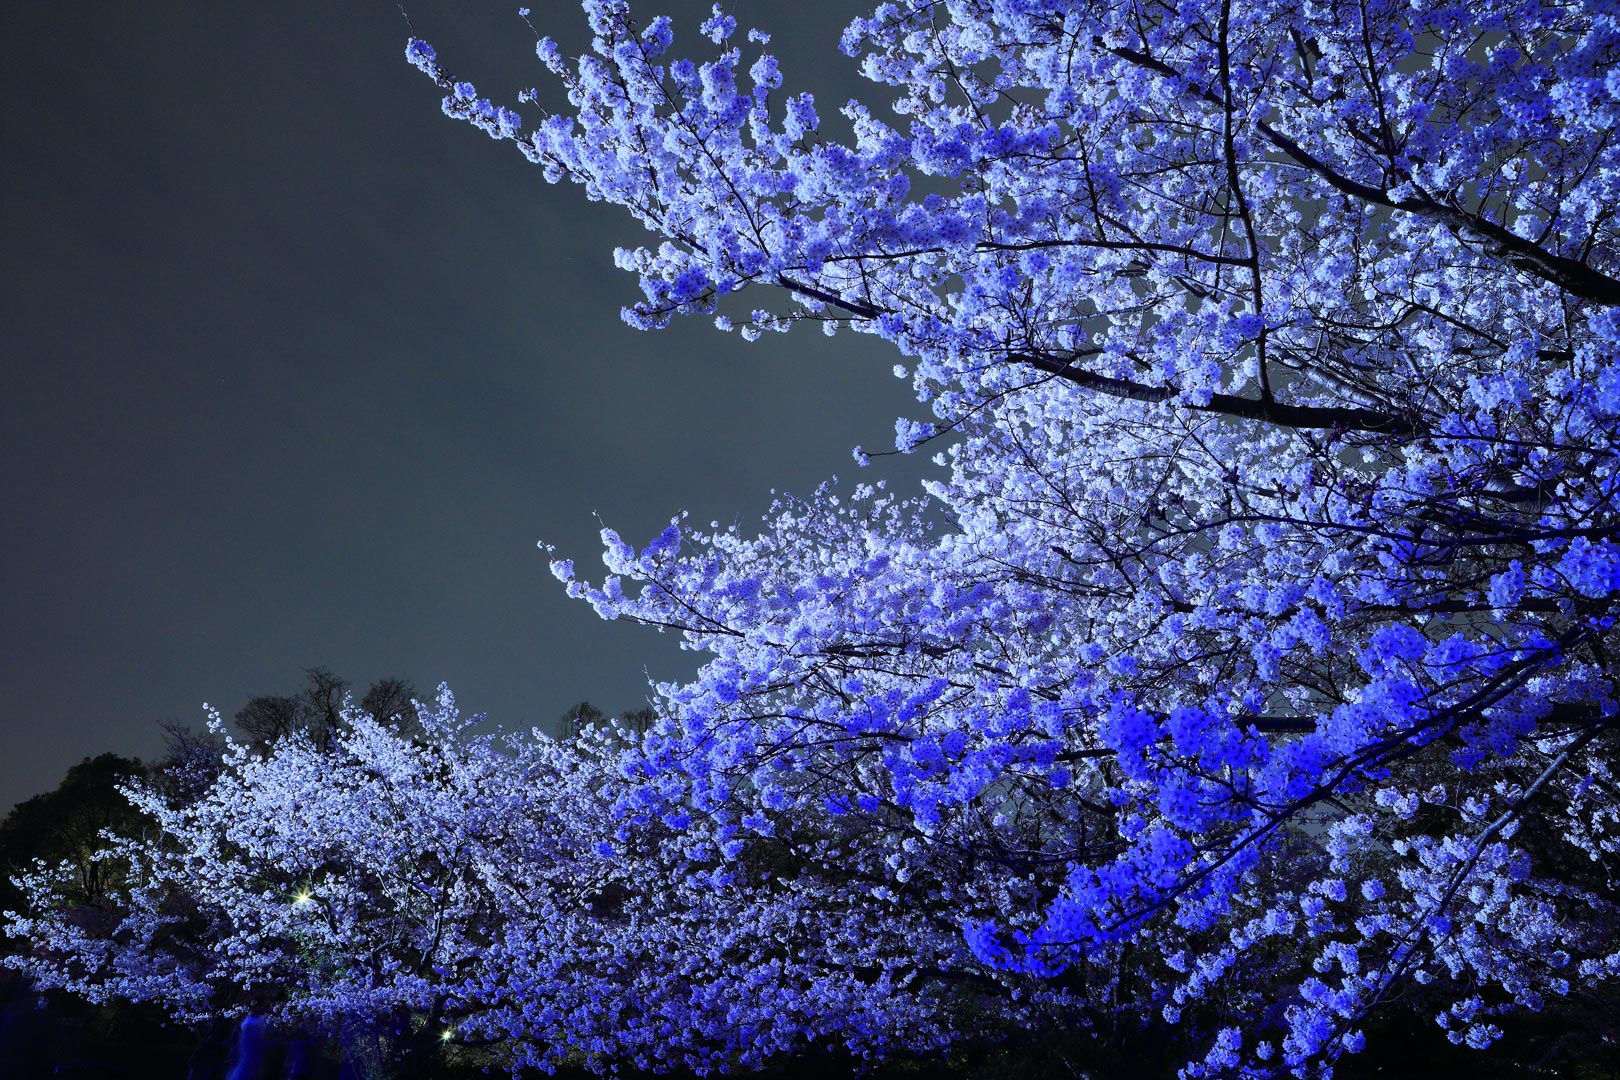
[1,1,934,810]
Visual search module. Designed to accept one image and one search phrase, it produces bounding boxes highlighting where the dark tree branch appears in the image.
[776,275,1420,435]
[1099,40,1620,305]
[1011,350,1421,435]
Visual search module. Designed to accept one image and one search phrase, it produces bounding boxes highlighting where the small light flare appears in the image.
[440,1028,455,1043]
[293,890,312,907]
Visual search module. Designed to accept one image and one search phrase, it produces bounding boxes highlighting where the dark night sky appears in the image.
[1,1,934,811]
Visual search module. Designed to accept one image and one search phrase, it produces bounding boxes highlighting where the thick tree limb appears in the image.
[777,274,1419,435]
[1011,350,1421,435]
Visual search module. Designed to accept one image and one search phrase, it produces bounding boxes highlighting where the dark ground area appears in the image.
[4,969,1616,1080]
[1,972,202,1080]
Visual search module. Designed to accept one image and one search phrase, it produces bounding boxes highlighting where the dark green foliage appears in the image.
[0,753,149,911]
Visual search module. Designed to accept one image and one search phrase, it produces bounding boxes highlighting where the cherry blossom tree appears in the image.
[12,2,1620,1075]
[4,691,515,1077]
[5,691,1035,1075]
[403,0,1620,1073]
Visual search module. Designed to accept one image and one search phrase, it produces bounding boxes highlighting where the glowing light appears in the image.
[440,1028,455,1043]
[293,891,312,907]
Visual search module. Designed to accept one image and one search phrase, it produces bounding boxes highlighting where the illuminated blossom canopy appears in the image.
[9,1,1620,1077]
[410,0,1620,1071]
[6,695,1032,1075]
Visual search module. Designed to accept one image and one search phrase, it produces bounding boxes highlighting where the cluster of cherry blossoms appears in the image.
[410,0,1620,1072]
[5,693,1036,1074]
[10,0,1620,1076]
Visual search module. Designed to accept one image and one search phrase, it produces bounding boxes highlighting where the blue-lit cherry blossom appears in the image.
[414,0,1620,1071]
[10,2,1620,1076]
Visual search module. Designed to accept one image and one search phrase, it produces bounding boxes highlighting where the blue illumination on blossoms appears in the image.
[10,0,1620,1076]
